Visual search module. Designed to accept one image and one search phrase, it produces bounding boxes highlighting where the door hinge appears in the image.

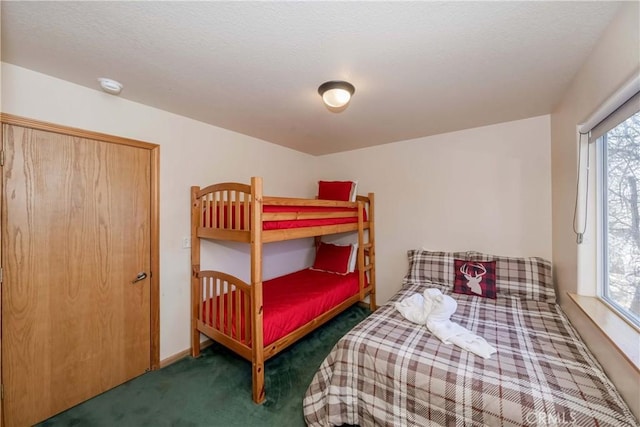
[1,384,4,400]
[0,149,4,166]
[0,267,3,283]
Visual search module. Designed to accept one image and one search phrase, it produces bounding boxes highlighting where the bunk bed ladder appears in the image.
[357,200,366,301]
[367,193,376,310]
[356,193,376,310]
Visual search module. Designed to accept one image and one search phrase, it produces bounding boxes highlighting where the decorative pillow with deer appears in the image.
[453,259,497,299]
[466,251,555,302]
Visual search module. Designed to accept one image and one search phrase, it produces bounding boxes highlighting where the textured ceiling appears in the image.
[0,1,622,155]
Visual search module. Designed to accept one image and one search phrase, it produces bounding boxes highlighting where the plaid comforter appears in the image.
[303,281,637,427]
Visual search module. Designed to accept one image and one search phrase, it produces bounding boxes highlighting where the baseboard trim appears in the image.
[357,301,377,311]
[159,339,214,368]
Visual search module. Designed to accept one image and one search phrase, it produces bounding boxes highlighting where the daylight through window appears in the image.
[598,106,640,326]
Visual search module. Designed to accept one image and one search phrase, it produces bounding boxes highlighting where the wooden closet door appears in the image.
[1,124,151,427]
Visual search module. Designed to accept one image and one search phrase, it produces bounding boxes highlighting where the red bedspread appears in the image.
[204,204,366,231]
[203,269,361,346]
[262,269,360,345]
[263,205,362,230]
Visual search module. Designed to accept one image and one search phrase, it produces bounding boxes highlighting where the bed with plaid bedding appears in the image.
[303,279,636,426]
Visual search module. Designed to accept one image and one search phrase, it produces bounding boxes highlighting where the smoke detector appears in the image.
[98,78,123,95]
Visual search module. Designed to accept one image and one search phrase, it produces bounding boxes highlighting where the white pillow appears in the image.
[349,180,358,202]
[348,243,358,272]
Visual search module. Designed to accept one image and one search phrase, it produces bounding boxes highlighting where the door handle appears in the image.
[132,272,147,284]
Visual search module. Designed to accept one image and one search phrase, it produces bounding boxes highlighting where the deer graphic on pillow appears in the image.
[459,262,487,295]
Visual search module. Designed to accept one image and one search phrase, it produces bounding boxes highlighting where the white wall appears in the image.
[550,1,640,417]
[319,115,552,303]
[551,2,640,304]
[1,63,320,360]
[1,63,554,359]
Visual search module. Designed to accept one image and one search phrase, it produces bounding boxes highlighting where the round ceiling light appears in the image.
[318,80,355,111]
[98,77,123,95]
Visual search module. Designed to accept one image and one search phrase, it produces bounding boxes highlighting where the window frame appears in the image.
[596,111,640,328]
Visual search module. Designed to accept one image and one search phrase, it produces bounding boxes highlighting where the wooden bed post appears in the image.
[357,200,366,301]
[191,186,202,357]
[367,193,376,310]
[250,177,266,403]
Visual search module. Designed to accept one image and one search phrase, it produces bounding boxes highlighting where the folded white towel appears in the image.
[395,288,497,359]
[447,332,497,359]
[428,314,467,342]
[422,288,442,316]
[395,293,430,324]
[426,292,457,324]
[426,293,497,359]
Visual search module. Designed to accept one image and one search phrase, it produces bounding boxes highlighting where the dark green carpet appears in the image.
[39,305,370,427]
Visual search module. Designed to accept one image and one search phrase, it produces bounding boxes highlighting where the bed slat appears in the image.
[218,279,224,331]
[203,276,210,326]
[244,192,250,232]
[228,192,232,229]
[213,277,218,327]
[225,283,231,334]
[212,193,218,229]
[234,286,241,340]
[244,292,251,344]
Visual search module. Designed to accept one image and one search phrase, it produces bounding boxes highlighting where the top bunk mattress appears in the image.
[203,204,366,231]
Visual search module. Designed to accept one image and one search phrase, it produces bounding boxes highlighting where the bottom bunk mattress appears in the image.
[262,269,360,346]
[203,268,360,347]
[303,280,636,427]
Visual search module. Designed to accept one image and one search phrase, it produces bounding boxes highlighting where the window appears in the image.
[597,101,640,327]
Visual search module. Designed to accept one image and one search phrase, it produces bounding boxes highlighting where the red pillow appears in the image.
[318,181,354,202]
[453,259,497,299]
[311,242,354,275]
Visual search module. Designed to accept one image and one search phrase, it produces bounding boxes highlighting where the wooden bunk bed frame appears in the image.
[190,177,376,403]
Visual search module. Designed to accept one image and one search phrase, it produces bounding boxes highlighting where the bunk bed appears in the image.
[190,177,375,403]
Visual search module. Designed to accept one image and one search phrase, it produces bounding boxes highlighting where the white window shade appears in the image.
[589,92,640,143]
[578,72,640,142]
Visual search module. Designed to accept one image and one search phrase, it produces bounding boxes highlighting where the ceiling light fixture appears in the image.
[98,77,123,95]
[318,80,355,111]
